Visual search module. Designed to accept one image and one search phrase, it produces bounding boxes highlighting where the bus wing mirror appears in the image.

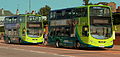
[114,26,117,31]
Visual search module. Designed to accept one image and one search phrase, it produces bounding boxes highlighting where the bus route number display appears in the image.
[93,19,109,24]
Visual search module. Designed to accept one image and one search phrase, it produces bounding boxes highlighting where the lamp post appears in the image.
[29,0,31,13]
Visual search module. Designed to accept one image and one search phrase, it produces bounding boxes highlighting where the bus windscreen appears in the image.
[90,7,110,17]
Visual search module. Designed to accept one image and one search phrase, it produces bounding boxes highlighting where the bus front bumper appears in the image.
[85,44,113,48]
[21,40,43,44]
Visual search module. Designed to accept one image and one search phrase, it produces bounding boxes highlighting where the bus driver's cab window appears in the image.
[82,26,89,36]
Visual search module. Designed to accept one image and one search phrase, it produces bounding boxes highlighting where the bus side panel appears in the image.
[76,17,89,47]
[48,36,58,46]
[19,19,26,43]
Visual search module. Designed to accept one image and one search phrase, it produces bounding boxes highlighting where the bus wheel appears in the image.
[43,40,48,45]
[5,38,11,44]
[76,42,80,48]
[19,39,23,44]
[55,41,60,48]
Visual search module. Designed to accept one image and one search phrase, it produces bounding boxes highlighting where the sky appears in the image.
[0,0,120,14]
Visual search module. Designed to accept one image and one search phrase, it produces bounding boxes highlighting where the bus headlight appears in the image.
[90,40,95,43]
[40,38,44,41]
[26,38,31,40]
[110,41,113,43]
[90,40,93,43]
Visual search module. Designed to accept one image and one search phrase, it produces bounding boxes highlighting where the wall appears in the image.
[116,6,120,12]
[114,33,120,45]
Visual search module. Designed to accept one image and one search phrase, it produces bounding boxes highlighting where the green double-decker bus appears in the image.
[48,5,114,48]
[4,14,44,44]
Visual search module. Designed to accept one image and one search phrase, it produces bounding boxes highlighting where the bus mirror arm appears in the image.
[114,26,117,31]
[113,31,115,40]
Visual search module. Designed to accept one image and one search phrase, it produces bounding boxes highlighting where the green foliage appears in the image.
[0,26,4,32]
[89,2,93,5]
[38,5,51,16]
[83,0,90,5]
[113,13,120,25]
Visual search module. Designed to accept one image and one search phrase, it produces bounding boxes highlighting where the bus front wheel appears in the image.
[19,39,23,44]
[55,41,60,48]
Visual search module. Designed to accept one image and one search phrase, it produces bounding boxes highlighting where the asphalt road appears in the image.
[0,46,69,57]
[0,40,120,57]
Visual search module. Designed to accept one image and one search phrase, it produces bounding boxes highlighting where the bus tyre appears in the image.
[75,42,80,48]
[43,40,47,45]
[19,39,23,44]
[5,38,11,44]
[55,41,60,48]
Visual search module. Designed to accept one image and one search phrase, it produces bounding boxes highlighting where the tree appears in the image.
[113,13,120,25]
[38,5,51,16]
[83,0,90,5]
[89,2,93,5]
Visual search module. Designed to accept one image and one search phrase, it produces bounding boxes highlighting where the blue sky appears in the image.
[0,0,120,14]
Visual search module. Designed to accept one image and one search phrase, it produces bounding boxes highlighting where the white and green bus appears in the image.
[48,5,114,48]
[4,14,44,44]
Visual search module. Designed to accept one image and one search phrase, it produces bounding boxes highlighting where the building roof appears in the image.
[0,9,14,16]
[97,2,108,5]
[97,2,116,5]
[118,6,120,9]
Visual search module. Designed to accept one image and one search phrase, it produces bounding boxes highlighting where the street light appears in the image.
[29,0,31,13]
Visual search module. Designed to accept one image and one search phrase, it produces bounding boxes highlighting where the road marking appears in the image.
[0,43,85,52]
[2,43,120,56]
[0,46,74,57]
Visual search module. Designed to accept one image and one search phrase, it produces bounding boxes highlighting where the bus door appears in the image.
[48,27,56,44]
[80,25,89,45]
[7,29,12,37]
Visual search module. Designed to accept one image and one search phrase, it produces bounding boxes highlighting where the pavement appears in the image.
[0,40,4,43]
[111,45,120,51]
[0,46,67,57]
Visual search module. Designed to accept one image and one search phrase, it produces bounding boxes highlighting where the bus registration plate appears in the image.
[99,46,104,47]
[33,42,37,43]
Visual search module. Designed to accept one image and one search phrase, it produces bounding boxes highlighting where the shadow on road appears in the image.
[78,47,107,51]
[62,47,108,51]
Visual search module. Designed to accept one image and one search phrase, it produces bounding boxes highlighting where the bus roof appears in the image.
[51,5,110,12]
[5,14,42,18]
[5,15,19,18]
[19,14,41,16]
